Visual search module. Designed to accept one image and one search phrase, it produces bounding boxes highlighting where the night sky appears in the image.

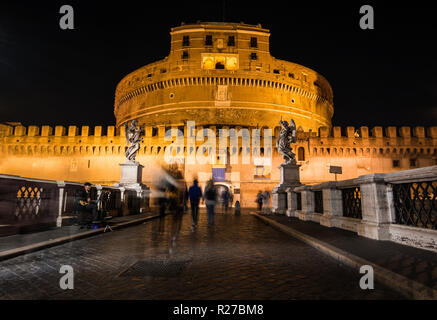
[0,1,436,130]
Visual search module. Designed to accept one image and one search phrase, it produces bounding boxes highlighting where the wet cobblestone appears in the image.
[0,210,404,299]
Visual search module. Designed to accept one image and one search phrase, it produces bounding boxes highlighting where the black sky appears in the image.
[0,1,436,130]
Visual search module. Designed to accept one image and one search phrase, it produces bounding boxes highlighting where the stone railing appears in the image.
[287,166,437,251]
[0,174,151,236]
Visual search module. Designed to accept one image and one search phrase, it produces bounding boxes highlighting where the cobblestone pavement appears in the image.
[0,212,156,253]
[265,214,437,290]
[0,209,404,299]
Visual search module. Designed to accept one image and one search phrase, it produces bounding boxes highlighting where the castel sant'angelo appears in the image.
[1,22,436,207]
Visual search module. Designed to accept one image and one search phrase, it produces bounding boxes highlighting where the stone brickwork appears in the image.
[114,22,333,132]
[1,122,436,208]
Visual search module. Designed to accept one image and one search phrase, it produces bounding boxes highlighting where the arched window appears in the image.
[298,147,305,161]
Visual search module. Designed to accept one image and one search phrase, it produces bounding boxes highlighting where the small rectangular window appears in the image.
[250,52,258,60]
[409,158,417,167]
[393,160,400,168]
[288,72,294,78]
[182,35,190,46]
[228,36,235,46]
[205,35,212,46]
[273,69,280,74]
[160,69,166,73]
[181,51,189,60]
[250,37,258,48]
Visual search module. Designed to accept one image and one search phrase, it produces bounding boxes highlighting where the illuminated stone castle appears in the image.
[1,22,436,207]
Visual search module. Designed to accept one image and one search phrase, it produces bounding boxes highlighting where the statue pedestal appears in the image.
[272,162,301,215]
[115,160,150,214]
[119,160,143,185]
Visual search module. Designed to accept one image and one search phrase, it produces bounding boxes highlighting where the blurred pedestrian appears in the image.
[255,190,263,211]
[157,179,168,216]
[234,200,241,215]
[262,190,271,214]
[158,198,166,216]
[222,188,230,213]
[188,179,203,228]
[204,180,217,226]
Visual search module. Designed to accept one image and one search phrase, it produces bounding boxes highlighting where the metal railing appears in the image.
[341,187,362,219]
[287,166,437,251]
[0,174,149,236]
[392,181,437,230]
[1,176,59,232]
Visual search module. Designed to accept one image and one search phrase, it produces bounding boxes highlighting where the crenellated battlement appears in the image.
[1,122,436,196]
[2,123,437,144]
[316,126,437,139]
[0,124,119,138]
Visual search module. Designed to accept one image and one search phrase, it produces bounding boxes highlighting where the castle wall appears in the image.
[1,123,436,207]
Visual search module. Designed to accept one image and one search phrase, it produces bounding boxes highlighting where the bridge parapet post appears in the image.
[293,185,314,221]
[318,182,343,228]
[355,174,393,240]
[285,187,298,217]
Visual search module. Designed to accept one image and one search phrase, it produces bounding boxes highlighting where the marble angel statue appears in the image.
[276,119,297,164]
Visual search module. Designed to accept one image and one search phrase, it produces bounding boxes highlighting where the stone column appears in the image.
[116,160,151,215]
[296,186,315,221]
[56,181,66,227]
[319,182,343,228]
[285,187,298,217]
[272,162,301,214]
[95,185,103,211]
[272,190,288,215]
[119,161,144,185]
[356,174,393,240]
[118,187,129,216]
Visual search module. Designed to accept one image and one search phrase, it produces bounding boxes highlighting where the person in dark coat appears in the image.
[74,182,100,226]
[222,189,230,213]
[188,179,203,228]
[204,180,217,226]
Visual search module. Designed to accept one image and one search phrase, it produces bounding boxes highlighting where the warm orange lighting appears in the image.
[201,53,239,70]
[226,56,238,70]
[202,56,214,69]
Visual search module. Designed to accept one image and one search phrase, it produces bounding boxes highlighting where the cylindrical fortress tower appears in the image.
[114,22,333,132]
